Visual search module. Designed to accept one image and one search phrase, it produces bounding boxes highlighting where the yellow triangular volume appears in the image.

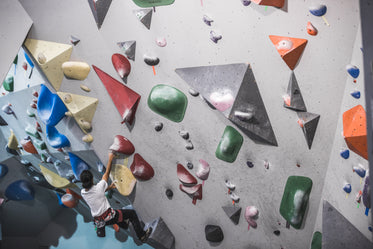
[24,39,72,91]
[57,92,98,133]
[39,165,75,188]
[7,130,19,150]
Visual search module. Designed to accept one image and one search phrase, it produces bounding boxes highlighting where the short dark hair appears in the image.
[80,170,93,189]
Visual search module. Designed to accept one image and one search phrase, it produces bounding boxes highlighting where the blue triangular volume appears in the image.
[5,180,35,201]
[0,164,8,178]
[68,152,90,181]
[340,149,350,159]
[46,125,71,148]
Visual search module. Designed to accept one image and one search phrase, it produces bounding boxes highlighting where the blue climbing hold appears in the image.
[37,84,68,127]
[46,125,71,148]
[353,165,366,178]
[56,193,68,208]
[340,149,350,159]
[0,164,9,178]
[309,4,327,16]
[346,64,360,79]
[68,152,90,181]
[24,51,34,68]
[5,180,35,201]
[350,91,360,99]
[365,208,370,216]
[369,226,372,232]
[343,183,351,194]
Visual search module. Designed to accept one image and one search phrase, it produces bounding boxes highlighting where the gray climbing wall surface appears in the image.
[0,0,369,248]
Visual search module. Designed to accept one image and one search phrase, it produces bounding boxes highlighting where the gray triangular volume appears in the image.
[70,35,80,46]
[134,9,152,29]
[0,115,7,126]
[297,112,320,149]
[175,63,247,118]
[284,72,307,112]
[88,0,112,29]
[322,200,373,249]
[222,205,241,225]
[228,65,278,146]
[117,41,136,61]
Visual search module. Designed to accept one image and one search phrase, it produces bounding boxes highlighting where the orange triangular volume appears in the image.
[92,65,140,125]
[343,105,367,160]
[269,35,308,70]
[252,0,284,8]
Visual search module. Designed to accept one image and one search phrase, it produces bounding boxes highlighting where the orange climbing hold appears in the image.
[269,35,308,70]
[252,0,284,8]
[343,105,367,160]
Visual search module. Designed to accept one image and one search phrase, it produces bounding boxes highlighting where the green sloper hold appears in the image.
[3,75,14,92]
[132,0,175,7]
[33,139,46,150]
[25,124,40,139]
[215,126,243,163]
[279,176,313,229]
[147,84,188,122]
[311,231,322,249]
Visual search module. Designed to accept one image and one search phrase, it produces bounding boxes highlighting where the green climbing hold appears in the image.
[215,126,243,163]
[3,75,14,92]
[279,176,313,229]
[25,125,41,139]
[132,0,175,8]
[147,84,188,122]
[41,153,48,162]
[311,231,322,249]
[34,140,47,150]
[13,55,18,65]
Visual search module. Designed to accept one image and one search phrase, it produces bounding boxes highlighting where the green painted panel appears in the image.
[215,126,243,163]
[279,176,313,229]
[147,84,187,122]
[311,231,322,249]
[132,0,175,8]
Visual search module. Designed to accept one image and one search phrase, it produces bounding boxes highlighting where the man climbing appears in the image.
[80,152,152,241]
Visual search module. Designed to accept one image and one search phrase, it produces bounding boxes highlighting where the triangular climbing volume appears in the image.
[87,0,112,29]
[92,65,141,125]
[133,9,152,29]
[222,205,242,225]
[269,35,307,70]
[117,41,136,61]
[176,63,277,146]
[56,92,98,134]
[284,72,307,111]
[24,39,72,91]
[0,115,8,126]
[297,112,320,149]
[252,0,284,8]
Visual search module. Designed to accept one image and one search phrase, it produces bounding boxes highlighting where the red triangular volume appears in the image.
[177,164,197,186]
[269,35,308,70]
[92,65,140,125]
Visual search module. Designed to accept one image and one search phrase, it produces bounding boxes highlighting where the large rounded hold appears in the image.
[5,180,35,201]
[109,135,135,155]
[130,153,154,181]
[205,225,224,243]
[148,84,188,122]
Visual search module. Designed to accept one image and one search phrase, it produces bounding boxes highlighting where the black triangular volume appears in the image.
[284,72,307,112]
[297,112,320,149]
[322,200,373,249]
[222,205,241,225]
[0,115,8,126]
[88,0,112,29]
[228,65,278,146]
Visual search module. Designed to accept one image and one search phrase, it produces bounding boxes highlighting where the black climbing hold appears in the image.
[187,161,193,169]
[185,141,194,150]
[166,189,173,200]
[179,130,189,140]
[222,205,241,225]
[144,56,160,66]
[205,225,224,243]
[0,115,8,126]
[155,122,163,131]
[246,161,254,168]
[274,230,280,236]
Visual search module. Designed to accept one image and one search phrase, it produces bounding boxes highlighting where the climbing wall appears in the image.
[0,0,369,248]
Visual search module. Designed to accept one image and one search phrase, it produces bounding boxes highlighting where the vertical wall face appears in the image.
[0,0,365,248]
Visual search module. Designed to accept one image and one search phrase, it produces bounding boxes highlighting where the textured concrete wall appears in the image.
[0,0,366,248]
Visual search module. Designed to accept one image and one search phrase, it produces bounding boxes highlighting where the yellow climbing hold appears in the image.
[7,130,19,150]
[110,159,137,196]
[57,92,98,133]
[62,61,91,80]
[39,165,75,189]
[24,39,72,90]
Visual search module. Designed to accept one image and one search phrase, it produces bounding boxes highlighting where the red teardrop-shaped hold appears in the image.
[20,139,38,154]
[177,164,197,186]
[130,153,155,181]
[109,135,135,155]
[112,53,131,80]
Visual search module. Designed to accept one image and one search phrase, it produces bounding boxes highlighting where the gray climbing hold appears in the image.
[222,205,242,225]
[203,15,214,26]
[117,41,136,61]
[144,217,175,249]
[187,161,193,169]
[154,121,163,131]
[166,189,173,199]
[205,225,224,243]
[284,72,307,112]
[70,35,80,46]
[179,130,189,140]
[0,115,8,126]
[134,9,152,29]
[88,0,112,29]
[188,88,199,96]
[210,31,222,43]
[322,200,373,249]
[185,141,194,150]
[297,112,320,149]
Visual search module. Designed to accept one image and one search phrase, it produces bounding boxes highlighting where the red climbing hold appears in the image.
[179,183,203,205]
[130,153,154,181]
[177,163,197,186]
[109,135,135,155]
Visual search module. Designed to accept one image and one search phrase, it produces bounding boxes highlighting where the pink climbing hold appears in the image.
[245,206,259,230]
[130,153,155,181]
[196,159,210,181]
[177,163,197,186]
[109,135,135,155]
[209,91,234,112]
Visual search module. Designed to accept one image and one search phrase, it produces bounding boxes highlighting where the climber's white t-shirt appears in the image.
[81,180,111,217]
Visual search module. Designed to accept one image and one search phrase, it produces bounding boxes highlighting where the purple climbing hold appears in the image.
[203,15,213,26]
[346,64,360,79]
[340,149,349,159]
[5,180,35,201]
[343,183,351,194]
[241,0,251,6]
[210,31,222,43]
[350,91,360,99]
[246,161,254,168]
[353,165,366,178]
